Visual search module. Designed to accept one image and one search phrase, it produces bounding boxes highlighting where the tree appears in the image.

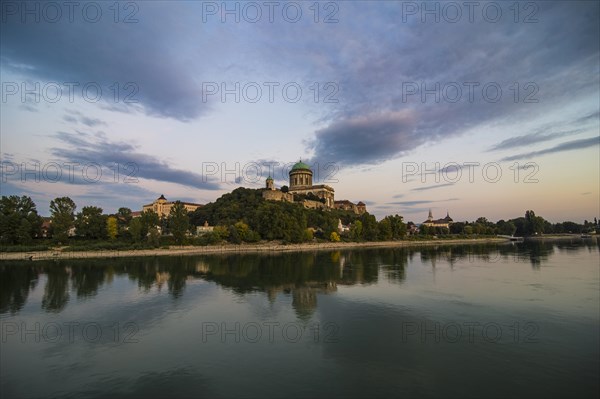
[116,207,132,235]
[147,227,161,247]
[525,210,544,235]
[75,206,106,239]
[384,214,406,239]
[140,210,159,237]
[330,231,340,242]
[359,213,379,241]
[496,219,516,236]
[50,197,76,243]
[129,218,143,242]
[378,218,392,240]
[303,228,314,241]
[228,224,241,244]
[351,220,363,240]
[169,201,190,245]
[0,195,43,244]
[106,216,118,240]
[281,185,289,193]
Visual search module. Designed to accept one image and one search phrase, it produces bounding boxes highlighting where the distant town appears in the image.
[1,161,598,251]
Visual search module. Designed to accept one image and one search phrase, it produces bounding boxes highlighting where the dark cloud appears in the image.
[499,136,599,162]
[308,110,419,166]
[488,129,586,152]
[1,3,218,121]
[294,2,599,165]
[49,131,221,190]
[388,198,459,207]
[411,183,455,192]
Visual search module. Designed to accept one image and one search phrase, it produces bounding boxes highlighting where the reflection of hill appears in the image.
[3,240,586,316]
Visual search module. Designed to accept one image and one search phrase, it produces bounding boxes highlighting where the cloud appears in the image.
[49,131,222,190]
[63,111,107,127]
[411,183,455,192]
[388,198,459,207]
[293,2,599,166]
[308,110,419,166]
[488,128,586,152]
[499,136,599,162]
[1,4,221,121]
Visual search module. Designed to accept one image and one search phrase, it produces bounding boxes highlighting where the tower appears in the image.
[289,160,313,189]
[266,176,274,190]
[428,209,433,221]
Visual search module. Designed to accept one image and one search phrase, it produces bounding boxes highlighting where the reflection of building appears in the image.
[422,209,453,229]
[141,195,203,218]
[263,161,366,212]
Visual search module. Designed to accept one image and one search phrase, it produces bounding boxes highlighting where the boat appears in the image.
[581,234,592,238]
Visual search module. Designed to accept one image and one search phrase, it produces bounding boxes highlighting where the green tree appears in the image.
[140,210,159,236]
[0,195,43,244]
[116,207,132,235]
[303,228,314,241]
[147,227,161,247]
[350,220,363,240]
[106,216,118,240]
[129,218,143,242]
[525,210,544,235]
[50,197,76,243]
[359,213,379,241]
[378,218,392,240]
[75,206,106,239]
[228,224,241,244]
[384,214,406,239]
[330,231,340,242]
[169,201,190,245]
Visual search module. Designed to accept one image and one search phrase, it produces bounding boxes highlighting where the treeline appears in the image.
[437,210,599,237]
[1,191,597,250]
[0,195,190,249]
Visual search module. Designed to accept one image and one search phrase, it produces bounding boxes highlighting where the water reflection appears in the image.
[1,239,598,317]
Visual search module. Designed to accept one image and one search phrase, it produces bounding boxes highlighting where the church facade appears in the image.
[422,209,453,229]
[262,161,366,214]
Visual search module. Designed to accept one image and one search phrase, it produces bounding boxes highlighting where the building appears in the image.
[196,220,215,235]
[141,195,203,218]
[338,219,350,233]
[263,161,367,213]
[422,209,453,229]
[287,161,335,208]
[334,200,367,215]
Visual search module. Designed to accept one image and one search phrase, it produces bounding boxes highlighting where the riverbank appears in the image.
[0,237,510,261]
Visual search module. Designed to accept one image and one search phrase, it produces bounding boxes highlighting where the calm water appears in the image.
[1,239,599,399]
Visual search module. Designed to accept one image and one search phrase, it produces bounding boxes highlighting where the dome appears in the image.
[291,161,312,172]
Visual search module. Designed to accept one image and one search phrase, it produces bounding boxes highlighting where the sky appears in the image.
[1,0,599,223]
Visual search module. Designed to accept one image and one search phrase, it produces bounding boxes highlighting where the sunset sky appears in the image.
[1,1,598,223]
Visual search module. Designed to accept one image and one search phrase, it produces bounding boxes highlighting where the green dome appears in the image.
[291,161,312,171]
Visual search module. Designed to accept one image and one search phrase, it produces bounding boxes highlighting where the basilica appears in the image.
[262,161,366,214]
